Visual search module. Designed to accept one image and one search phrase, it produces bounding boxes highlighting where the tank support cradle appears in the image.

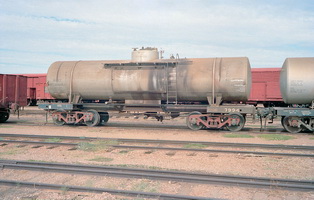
[186,112,245,131]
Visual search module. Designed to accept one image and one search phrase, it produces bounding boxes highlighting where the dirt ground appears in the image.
[0,109,313,200]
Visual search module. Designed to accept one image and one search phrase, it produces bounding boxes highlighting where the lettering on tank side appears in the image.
[230,79,246,93]
[290,80,304,86]
[289,80,306,94]
[50,82,65,86]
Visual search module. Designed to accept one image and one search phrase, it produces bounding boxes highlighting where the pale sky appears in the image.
[1,0,313,74]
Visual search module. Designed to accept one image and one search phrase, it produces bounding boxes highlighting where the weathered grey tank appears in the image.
[280,57,314,104]
[46,48,251,103]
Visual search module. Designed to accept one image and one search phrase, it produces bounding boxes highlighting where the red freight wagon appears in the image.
[0,74,27,122]
[248,68,284,106]
[21,74,54,105]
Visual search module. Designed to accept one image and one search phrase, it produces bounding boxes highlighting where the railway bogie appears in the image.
[282,116,314,133]
[51,109,106,127]
[186,112,246,131]
[275,106,314,133]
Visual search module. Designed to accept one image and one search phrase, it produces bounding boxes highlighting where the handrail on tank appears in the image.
[103,61,177,67]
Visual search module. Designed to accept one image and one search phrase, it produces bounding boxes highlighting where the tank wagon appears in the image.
[0,74,27,122]
[260,57,314,133]
[39,47,254,131]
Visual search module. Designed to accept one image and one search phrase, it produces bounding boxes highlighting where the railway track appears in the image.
[1,180,212,200]
[3,119,287,133]
[1,159,313,191]
[0,182,210,200]
[0,133,314,158]
[1,133,313,150]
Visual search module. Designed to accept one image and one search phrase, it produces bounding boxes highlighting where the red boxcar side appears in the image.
[20,74,54,105]
[0,74,27,122]
[0,74,27,108]
[248,68,283,106]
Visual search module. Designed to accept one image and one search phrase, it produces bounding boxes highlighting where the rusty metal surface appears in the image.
[280,57,314,104]
[46,49,251,104]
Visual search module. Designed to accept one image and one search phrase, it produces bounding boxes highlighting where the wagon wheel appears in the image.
[282,116,302,133]
[186,111,205,130]
[53,118,65,126]
[85,110,101,127]
[99,112,109,124]
[226,114,245,132]
[281,116,285,129]
[52,110,66,126]
[0,112,10,123]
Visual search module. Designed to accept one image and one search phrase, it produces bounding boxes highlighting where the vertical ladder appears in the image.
[167,64,178,104]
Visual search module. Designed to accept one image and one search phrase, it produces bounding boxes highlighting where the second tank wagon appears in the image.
[257,57,314,133]
[280,57,314,105]
[273,57,314,133]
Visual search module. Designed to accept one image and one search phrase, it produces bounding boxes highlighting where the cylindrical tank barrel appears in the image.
[46,57,251,103]
[280,57,314,104]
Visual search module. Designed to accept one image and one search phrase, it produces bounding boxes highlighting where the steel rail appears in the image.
[4,122,284,133]
[0,140,75,146]
[112,145,314,158]
[1,139,314,158]
[0,133,313,150]
[0,160,313,191]
[0,180,214,200]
